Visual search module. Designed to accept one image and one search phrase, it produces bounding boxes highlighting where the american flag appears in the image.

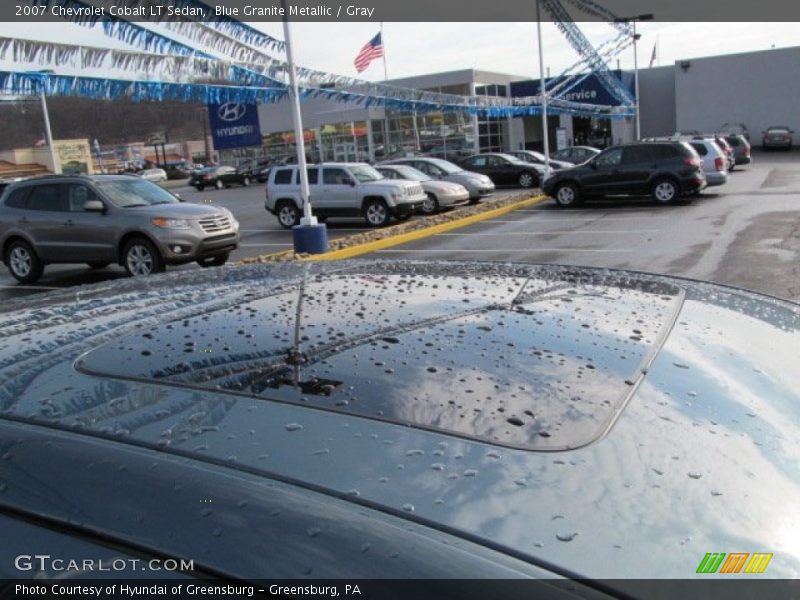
[353,32,384,74]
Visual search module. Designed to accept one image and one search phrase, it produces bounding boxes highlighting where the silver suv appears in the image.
[265,163,426,228]
[0,175,240,283]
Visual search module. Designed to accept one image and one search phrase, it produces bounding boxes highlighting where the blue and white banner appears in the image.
[208,102,262,149]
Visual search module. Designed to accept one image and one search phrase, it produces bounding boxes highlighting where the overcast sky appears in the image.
[0,21,797,81]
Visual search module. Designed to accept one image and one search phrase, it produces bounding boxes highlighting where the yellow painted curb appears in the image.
[302,194,549,262]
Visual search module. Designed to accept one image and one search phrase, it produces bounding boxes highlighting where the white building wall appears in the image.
[674,46,800,141]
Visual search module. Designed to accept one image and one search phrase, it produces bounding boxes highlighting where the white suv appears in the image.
[265,163,427,228]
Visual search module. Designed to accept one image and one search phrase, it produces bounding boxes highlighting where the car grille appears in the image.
[407,184,423,196]
[198,215,232,233]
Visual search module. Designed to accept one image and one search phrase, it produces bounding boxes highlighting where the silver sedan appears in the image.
[376,165,470,214]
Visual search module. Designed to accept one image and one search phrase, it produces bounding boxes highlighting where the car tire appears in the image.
[215,180,224,190]
[6,240,44,284]
[651,178,679,204]
[242,177,250,187]
[122,237,164,277]
[553,182,580,208]
[364,199,390,227]
[518,171,536,188]
[276,201,301,229]
[422,193,439,215]
[197,254,229,268]
[87,262,110,270]
[195,185,204,192]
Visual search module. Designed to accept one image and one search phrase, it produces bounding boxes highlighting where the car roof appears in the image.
[1,261,798,579]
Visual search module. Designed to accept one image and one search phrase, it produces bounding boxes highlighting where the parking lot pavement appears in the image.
[366,151,800,302]
[0,185,524,301]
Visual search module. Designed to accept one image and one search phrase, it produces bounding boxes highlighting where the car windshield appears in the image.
[389,166,432,181]
[426,158,463,174]
[498,153,526,164]
[349,165,383,182]
[768,128,790,133]
[95,179,179,208]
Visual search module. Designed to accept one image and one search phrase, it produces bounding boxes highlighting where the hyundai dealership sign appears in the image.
[208,102,262,149]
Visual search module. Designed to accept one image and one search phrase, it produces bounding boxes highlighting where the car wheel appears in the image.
[652,178,679,203]
[276,202,301,229]
[122,238,164,277]
[87,262,110,270]
[6,240,43,284]
[197,254,229,268]
[364,199,390,227]
[518,171,536,188]
[554,182,580,207]
[242,177,250,187]
[195,185,204,192]
[215,180,224,190]
[422,193,439,215]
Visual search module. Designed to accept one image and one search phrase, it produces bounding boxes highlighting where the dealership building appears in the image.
[211,45,800,164]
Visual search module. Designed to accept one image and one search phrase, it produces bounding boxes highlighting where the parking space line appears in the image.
[435,230,660,236]
[0,284,61,290]
[374,248,627,253]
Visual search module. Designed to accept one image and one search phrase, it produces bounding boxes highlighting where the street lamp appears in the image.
[615,14,654,141]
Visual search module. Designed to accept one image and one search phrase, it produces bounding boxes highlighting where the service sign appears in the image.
[208,102,262,150]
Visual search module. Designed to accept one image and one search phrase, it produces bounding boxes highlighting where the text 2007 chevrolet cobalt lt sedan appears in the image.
[0,261,797,597]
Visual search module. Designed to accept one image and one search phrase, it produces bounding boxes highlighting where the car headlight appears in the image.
[151,218,190,229]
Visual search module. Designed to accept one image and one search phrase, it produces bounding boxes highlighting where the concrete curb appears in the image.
[240,192,549,264]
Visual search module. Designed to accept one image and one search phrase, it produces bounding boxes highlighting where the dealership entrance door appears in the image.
[572,116,613,149]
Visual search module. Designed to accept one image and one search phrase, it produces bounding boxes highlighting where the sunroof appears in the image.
[77,270,684,451]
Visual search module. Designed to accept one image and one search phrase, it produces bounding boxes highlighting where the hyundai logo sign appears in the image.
[208,102,261,149]
[217,102,247,122]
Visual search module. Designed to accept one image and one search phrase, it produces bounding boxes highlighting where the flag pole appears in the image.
[536,0,551,175]
[380,22,388,81]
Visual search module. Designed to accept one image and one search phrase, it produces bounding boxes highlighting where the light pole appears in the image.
[615,14,653,141]
[280,0,328,254]
[536,0,550,175]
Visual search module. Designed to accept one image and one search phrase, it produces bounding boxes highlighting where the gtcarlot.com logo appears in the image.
[696,552,773,574]
[14,554,194,573]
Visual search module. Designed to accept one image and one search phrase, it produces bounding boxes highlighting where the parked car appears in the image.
[507,150,574,170]
[0,175,239,283]
[265,163,426,228]
[380,157,494,203]
[458,153,542,188]
[718,122,749,141]
[762,126,794,150]
[708,135,736,170]
[686,138,729,187]
[375,164,470,214]
[550,146,601,164]
[724,134,752,165]
[1,261,798,586]
[190,166,252,191]
[136,168,168,183]
[542,142,706,207]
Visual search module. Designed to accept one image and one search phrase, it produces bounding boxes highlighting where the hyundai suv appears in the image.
[542,142,706,207]
[265,163,426,228]
[0,175,239,283]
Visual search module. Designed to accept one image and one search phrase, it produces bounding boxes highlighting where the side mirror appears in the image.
[83,200,105,212]
[347,179,356,187]
[174,193,183,202]
[589,161,598,169]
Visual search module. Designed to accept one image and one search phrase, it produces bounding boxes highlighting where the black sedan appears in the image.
[508,149,574,170]
[189,166,251,191]
[0,260,798,592]
[459,153,542,188]
[542,141,707,207]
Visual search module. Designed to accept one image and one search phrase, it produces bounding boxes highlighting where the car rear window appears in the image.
[273,169,294,184]
[725,136,741,146]
[26,184,68,212]
[3,187,28,208]
[690,142,708,156]
[76,270,685,452]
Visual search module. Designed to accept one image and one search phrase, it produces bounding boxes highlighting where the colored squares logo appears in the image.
[696,553,773,574]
